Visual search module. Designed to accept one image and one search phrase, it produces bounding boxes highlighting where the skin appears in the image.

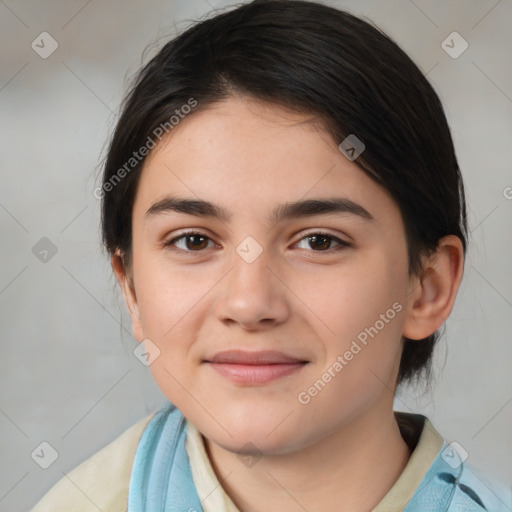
[113,94,464,512]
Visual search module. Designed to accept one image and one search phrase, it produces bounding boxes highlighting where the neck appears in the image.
[203,403,411,512]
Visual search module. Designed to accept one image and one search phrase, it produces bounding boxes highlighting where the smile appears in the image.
[204,350,309,385]
[207,362,308,384]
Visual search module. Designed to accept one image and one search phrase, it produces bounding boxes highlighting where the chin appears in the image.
[199,409,309,456]
[210,430,298,457]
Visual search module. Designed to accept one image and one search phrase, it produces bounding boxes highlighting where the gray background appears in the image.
[1,0,511,510]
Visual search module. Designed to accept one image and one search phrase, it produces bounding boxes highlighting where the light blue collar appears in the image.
[127,402,203,511]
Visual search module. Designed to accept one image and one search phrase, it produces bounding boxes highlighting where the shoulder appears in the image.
[30,411,156,512]
[396,414,512,511]
[408,438,512,511]
[455,463,512,511]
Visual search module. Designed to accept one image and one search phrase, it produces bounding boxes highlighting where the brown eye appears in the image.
[165,232,214,252]
[186,234,209,250]
[307,234,331,250]
[295,232,351,252]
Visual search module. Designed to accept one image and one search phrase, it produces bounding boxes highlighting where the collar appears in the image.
[185,411,444,512]
[372,412,444,511]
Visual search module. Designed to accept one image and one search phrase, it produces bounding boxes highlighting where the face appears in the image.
[119,95,415,456]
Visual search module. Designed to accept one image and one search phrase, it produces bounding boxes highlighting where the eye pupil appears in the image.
[309,234,331,250]
[187,234,208,250]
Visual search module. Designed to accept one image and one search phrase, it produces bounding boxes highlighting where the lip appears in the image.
[204,350,308,384]
[207,350,305,365]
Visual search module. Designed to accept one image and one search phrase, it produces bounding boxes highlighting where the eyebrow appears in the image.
[144,196,374,224]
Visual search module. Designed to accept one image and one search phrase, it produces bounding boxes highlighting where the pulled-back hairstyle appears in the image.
[100,0,468,386]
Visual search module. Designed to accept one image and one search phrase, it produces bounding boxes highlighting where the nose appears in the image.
[215,243,290,331]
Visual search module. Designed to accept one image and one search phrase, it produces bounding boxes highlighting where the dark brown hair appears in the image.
[100,0,468,386]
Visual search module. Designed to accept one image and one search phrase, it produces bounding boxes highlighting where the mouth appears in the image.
[204,350,309,385]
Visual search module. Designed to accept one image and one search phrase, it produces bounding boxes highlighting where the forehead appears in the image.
[132,96,398,227]
[145,96,337,168]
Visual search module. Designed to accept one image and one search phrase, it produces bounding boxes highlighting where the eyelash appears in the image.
[163,230,352,255]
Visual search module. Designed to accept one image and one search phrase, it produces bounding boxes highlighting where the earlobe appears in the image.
[111,250,144,341]
[403,236,464,341]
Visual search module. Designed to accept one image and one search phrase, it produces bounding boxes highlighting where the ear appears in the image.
[403,235,465,340]
[111,250,144,342]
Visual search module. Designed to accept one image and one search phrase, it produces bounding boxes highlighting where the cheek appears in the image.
[320,255,406,341]
[136,262,207,406]
[311,254,408,392]
[298,280,406,425]
[134,255,205,338]
[132,257,217,397]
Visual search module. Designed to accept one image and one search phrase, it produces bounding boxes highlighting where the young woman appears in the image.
[31,1,511,510]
